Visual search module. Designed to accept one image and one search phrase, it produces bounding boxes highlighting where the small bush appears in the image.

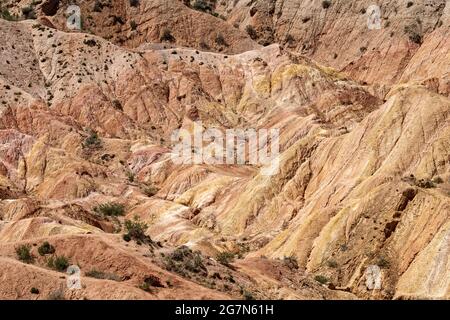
[314,275,329,284]
[143,275,164,287]
[93,0,103,12]
[404,25,422,44]
[141,184,159,197]
[30,287,40,294]
[327,259,338,268]
[94,202,125,216]
[215,33,227,46]
[199,40,209,50]
[1,9,17,21]
[283,255,298,270]
[83,39,97,47]
[164,246,206,275]
[83,131,102,149]
[160,28,175,42]
[112,99,122,110]
[129,0,139,7]
[130,20,137,30]
[216,252,234,265]
[192,0,211,12]
[376,257,390,269]
[48,256,69,272]
[245,25,258,40]
[432,176,443,184]
[16,245,34,263]
[407,1,414,8]
[22,6,36,19]
[242,289,254,300]
[38,242,55,256]
[85,269,122,281]
[124,217,150,243]
[126,170,135,182]
[322,0,331,9]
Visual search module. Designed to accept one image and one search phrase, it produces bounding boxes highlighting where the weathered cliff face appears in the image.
[219,0,450,96]
[0,0,448,300]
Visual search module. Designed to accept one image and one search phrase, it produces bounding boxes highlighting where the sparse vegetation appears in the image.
[130,20,137,31]
[30,287,40,294]
[16,245,34,263]
[404,25,422,44]
[160,28,175,42]
[314,275,329,284]
[376,256,390,269]
[245,25,258,40]
[164,246,206,276]
[83,130,102,149]
[47,256,70,272]
[126,170,135,182]
[242,289,254,300]
[283,255,299,270]
[192,0,211,12]
[112,99,122,110]
[141,184,159,197]
[22,6,37,19]
[1,8,17,21]
[124,216,151,244]
[85,269,122,281]
[327,259,338,268]
[216,251,234,266]
[322,0,331,9]
[215,33,227,46]
[38,242,55,256]
[129,0,140,7]
[94,202,125,216]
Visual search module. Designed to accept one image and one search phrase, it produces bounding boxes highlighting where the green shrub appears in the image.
[22,6,36,19]
[85,269,122,281]
[94,202,125,216]
[83,131,102,149]
[124,217,150,243]
[164,246,206,275]
[129,0,139,7]
[327,259,338,268]
[30,287,40,294]
[192,0,211,12]
[160,28,174,42]
[141,184,159,197]
[38,241,55,256]
[112,99,122,110]
[245,25,258,40]
[16,245,34,263]
[283,255,298,270]
[215,33,227,46]
[1,9,17,21]
[93,0,103,12]
[404,25,422,44]
[130,20,137,30]
[322,0,331,9]
[376,257,390,269]
[216,251,234,265]
[242,289,254,300]
[126,170,135,182]
[48,256,69,272]
[143,275,164,287]
[314,275,329,284]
